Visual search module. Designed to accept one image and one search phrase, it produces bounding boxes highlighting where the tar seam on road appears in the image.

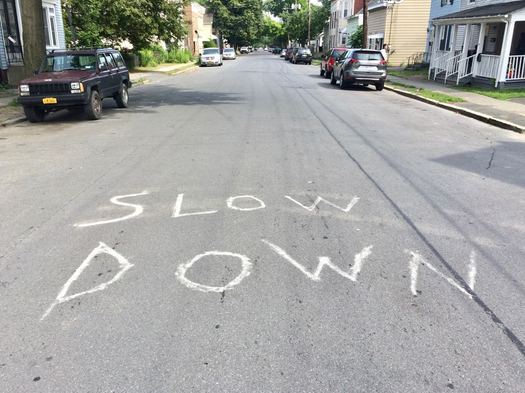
[295,86,525,359]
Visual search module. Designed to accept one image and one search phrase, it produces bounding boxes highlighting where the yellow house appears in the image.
[367,0,431,66]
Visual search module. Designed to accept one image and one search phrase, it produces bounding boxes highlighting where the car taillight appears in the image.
[349,58,359,64]
[379,59,387,65]
[329,58,334,65]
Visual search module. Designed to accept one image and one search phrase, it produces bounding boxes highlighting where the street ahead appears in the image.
[1,51,525,393]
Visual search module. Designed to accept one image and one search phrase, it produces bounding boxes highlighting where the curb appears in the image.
[384,85,524,134]
[167,64,198,76]
[1,116,26,127]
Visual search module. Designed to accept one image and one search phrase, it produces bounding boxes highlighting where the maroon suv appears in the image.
[18,48,131,122]
[320,47,347,79]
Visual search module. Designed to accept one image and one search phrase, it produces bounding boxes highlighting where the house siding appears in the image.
[368,7,386,38]
[386,0,432,66]
[54,0,66,48]
[461,0,519,11]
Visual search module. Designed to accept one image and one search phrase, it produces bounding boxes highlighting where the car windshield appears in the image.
[203,49,219,55]
[332,50,346,60]
[224,48,234,52]
[353,51,384,61]
[40,54,97,72]
[298,49,311,54]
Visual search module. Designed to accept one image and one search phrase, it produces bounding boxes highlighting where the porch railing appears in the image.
[506,55,525,80]
[477,54,500,79]
[444,53,462,84]
[429,52,449,80]
[457,54,476,84]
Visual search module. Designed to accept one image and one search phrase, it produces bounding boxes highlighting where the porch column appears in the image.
[496,19,516,87]
[472,23,486,77]
[450,24,459,54]
[458,24,471,81]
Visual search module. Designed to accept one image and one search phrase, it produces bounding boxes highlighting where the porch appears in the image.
[428,2,525,88]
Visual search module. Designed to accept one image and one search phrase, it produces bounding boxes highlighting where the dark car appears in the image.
[291,48,312,64]
[18,48,131,122]
[331,49,387,90]
[272,47,281,54]
[320,47,347,78]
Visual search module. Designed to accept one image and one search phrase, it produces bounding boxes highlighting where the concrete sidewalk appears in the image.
[387,75,525,130]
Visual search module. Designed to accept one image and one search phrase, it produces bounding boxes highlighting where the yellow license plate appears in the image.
[42,97,57,104]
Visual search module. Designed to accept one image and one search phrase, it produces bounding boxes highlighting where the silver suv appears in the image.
[331,49,387,90]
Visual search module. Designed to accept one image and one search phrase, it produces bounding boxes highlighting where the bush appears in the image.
[138,49,158,67]
[203,39,217,48]
[166,48,193,63]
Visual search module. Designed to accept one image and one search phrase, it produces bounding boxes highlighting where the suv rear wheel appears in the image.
[115,83,129,108]
[24,106,46,123]
[84,90,102,120]
[375,82,384,91]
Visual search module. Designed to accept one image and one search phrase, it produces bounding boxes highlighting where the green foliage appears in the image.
[137,49,158,67]
[349,25,363,48]
[257,17,286,47]
[281,0,330,45]
[203,40,218,48]
[139,46,193,66]
[62,0,187,50]
[208,0,263,47]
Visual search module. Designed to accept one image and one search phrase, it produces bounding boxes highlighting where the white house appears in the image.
[428,0,525,88]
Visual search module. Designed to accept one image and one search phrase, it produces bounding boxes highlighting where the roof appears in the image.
[435,0,525,20]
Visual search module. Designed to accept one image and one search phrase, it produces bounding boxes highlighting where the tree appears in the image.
[283,1,329,46]
[207,0,263,48]
[349,25,363,48]
[62,0,187,50]
[257,17,287,47]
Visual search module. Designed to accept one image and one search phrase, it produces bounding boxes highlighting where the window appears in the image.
[41,54,96,72]
[104,53,117,69]
[441,0,454,6]
[0,0,23,63]
[111,52,125,68]
[43,3,59,49]
[98,54,108,70]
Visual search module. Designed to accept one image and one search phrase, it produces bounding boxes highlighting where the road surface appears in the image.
[1,51,525,392]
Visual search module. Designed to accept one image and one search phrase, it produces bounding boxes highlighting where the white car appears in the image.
[240,47,249,54]
[222,48,236,60]
[200,48,222,66]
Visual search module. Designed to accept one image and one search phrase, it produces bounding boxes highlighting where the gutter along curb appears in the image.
[384,85,524,134]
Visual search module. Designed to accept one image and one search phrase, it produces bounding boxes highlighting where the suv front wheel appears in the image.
[84,90,102,120]
[24,106,46,123]
[115,83,129,108]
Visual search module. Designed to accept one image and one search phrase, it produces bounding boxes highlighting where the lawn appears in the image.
[453,86,525,100]
[311,59,322,66]
[388,81,465,104]
[388,67,429,79]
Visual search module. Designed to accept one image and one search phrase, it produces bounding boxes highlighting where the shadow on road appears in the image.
[24,86,243,124]
[432,141,525,188]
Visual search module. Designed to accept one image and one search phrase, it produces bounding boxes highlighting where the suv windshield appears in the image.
[203,48,219,55]
[224,48,234,52]
[41,54,97,72]
[298,49,311,55]
[353,51,384,61]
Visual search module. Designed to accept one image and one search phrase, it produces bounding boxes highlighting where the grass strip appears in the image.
[389,81,465,103]
[453,86,525,100]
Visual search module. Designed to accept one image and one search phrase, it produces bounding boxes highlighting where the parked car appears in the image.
[240,46,249,54]
[200,48,223,66]
[285,48,294,61]
[272,47,281,54]
[248,46,254,52]
[330,49,387,90]
[280,49,286,57]
[223,48,236,60]
[18,48,130,122]
[320,47,347,78]
[291,48,312,64]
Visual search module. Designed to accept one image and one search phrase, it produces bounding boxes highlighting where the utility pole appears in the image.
[307,0,311,49]
[362,0,368,49]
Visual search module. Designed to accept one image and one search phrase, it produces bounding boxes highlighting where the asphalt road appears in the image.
[1,51,525,392]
